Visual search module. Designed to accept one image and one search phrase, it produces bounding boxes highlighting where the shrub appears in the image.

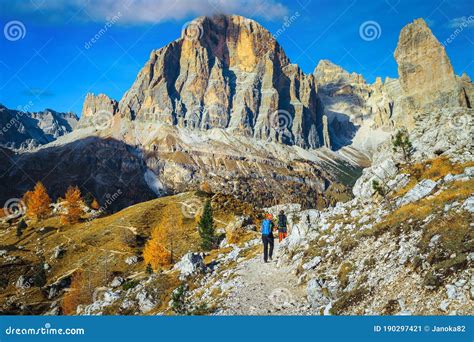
[330,287,368,315]
[32,264,47,287]
[122,280,139,290]
[337,262,353,289]
[170,283,188,314]
[146,263,153,274]
[372,180,387,198]
[170,283,211,315]
[16,219,27,237]
[392,129,414,163]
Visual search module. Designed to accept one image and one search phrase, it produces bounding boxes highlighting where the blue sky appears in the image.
[0,0,473,115]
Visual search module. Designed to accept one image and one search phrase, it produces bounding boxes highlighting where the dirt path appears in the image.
[217,240,312,315]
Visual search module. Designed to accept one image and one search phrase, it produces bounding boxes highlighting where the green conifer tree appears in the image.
[392,129,414,163]
[198,200,215,251]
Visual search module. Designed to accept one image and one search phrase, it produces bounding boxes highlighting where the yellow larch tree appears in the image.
[61,186,84,224]
[24,181,52,220]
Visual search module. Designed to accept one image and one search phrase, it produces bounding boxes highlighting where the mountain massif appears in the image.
[1,16,472,211]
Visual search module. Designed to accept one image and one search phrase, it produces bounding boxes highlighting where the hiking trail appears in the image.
[217,240,312,315]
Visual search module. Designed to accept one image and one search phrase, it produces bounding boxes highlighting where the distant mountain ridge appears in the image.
[0,104,78,151]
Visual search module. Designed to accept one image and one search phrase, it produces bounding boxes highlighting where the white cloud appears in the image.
[10,0,288,24]
[447,16,474,29]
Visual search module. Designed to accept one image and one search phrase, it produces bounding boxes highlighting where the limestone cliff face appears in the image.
[118,15,325,149]
[394,18,472,127]
[314,60,395,152]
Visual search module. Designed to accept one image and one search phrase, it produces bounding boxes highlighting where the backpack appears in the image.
[278,214,287,228]
[261,219,272,235]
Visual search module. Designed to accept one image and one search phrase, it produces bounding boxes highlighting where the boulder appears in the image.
[110,277,124,288]
[125,256,138,265]
[15,275,29,289]
[396,179,437,206]
[461,196,474,213]
[386,173,410,193]
[307,278,333,308]
[464,166,474,177]
[353,159,398,199]
[52,245,66,259]
[173,253,205,279]
[77,289,120,315]
[136,289,157,313]
[286,209,319,248]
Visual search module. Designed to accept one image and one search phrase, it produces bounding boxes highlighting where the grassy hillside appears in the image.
[0,191,256,315]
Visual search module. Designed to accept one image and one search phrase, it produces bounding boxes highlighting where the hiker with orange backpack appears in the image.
[261,213,275,263]
[277,210,288,242]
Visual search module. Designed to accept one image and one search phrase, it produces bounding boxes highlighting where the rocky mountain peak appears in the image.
[180,15,290,72]
[314,59,366,87]
[116,14,326,149]
[81,93,118,118]
[394,18,471,124]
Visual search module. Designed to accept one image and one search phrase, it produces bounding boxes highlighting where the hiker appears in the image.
[277,210,288,242]
[261,213,275,263]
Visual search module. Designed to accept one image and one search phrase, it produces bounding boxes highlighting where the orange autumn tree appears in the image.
[62,269,92,315]
[61,186,84,224]
[24,181,52,220]
[143,206,182,271]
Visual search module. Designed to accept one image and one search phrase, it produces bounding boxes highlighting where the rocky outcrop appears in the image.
[396,179,437,206]
[0,104,78,151]
[118,15,326,149]
[394,18,472,128]
[77,93,119,129]
[82,93,119,118]
[353,106,474,199]
[173,253,206,280]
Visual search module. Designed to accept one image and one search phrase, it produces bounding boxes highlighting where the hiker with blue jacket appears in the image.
[261,213,275,263]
